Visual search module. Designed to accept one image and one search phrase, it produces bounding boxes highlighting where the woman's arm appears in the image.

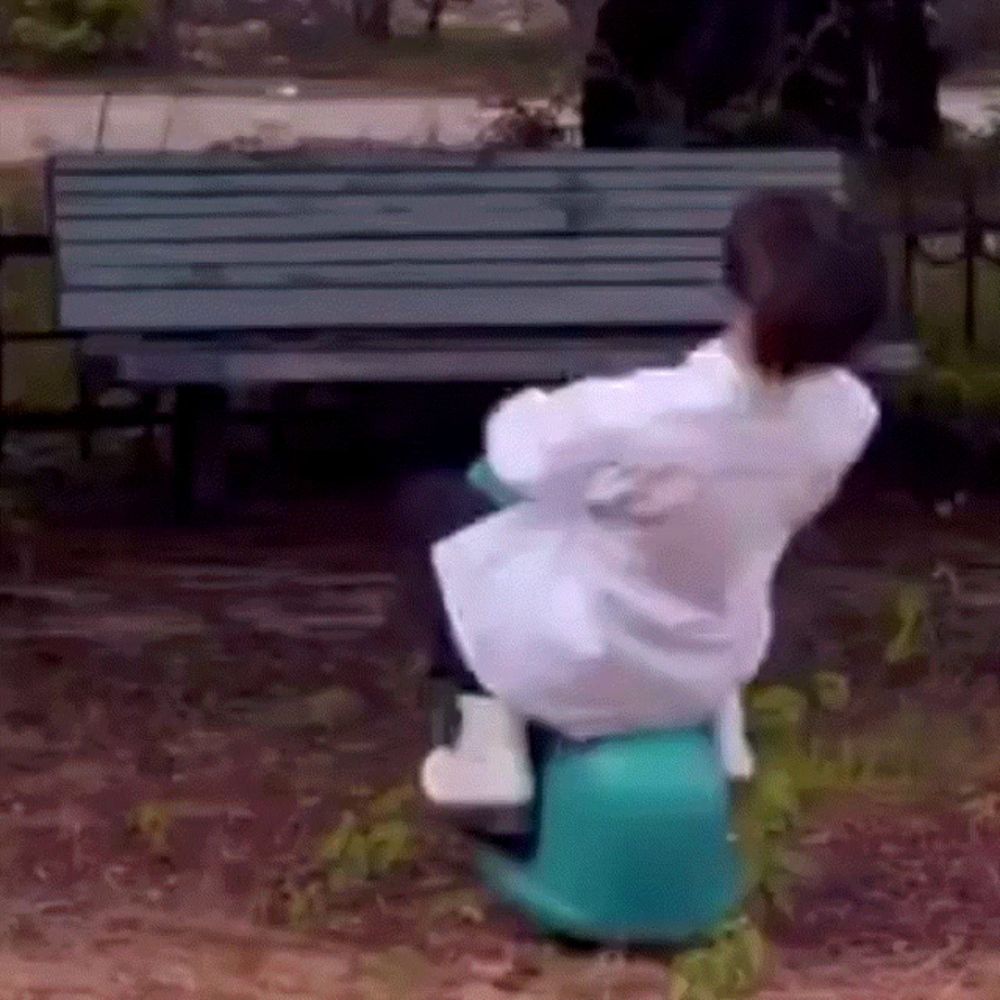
[484,378,637,495]
[485,368,705,497]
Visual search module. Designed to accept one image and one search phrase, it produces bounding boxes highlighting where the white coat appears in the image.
[431,337,879,742]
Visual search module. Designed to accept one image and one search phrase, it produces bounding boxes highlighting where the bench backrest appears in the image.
[50,150,844,339]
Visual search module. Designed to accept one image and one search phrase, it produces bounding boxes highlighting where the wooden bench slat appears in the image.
[49,151,849,388]
[79,335,917,386]
[57,189,750,220]
[58,207,736,242]
[102,340,706,384]
[53,149,843,174]
[54,169,844,197]
[60,284,732,332]
[59,236,724,267]
[62,259,723,290]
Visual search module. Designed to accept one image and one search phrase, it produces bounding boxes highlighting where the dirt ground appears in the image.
[1,434,1000,1000]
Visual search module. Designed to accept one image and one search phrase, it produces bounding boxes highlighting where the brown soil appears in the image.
[1,441,999,999]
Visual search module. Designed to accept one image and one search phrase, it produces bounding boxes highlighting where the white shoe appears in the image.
[721,738,756,782]
[421,695,535,808]
[715,690,756,782]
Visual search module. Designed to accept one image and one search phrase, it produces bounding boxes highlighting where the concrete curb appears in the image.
[1,93,580,163]
[0,87,994,164]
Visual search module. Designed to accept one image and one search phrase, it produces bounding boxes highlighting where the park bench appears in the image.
[5,148,919,512]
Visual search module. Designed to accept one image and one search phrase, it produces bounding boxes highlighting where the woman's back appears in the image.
[422,188,890,813]
[433,339,878,739]
[578,340,878,715]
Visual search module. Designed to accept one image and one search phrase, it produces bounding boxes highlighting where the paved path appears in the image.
[940,85,1000,137]
[0,91,577,162]
[0,81,995,163]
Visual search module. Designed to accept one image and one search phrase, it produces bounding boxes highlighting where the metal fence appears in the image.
[902,187,1000,352]
[874,154,1000,351]
[0,220,163,459]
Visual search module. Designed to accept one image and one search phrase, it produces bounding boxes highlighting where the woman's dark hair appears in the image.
[723,189,888,378]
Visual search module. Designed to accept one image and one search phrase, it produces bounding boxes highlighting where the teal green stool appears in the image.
[464,460,743,944]
[476,728,742,944]
[466,457,525,510]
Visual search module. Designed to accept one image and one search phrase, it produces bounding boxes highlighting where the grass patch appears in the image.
[269,783,420,929]
[686,568,1000,999]
[310,30,578,96]
[126,801,174,862]
[674,667,1000,1000]
[916,258,1000,364]
[0,28,577,97]
[851,152,1000,363]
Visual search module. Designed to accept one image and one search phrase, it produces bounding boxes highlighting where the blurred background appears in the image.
[2,3,1000,998]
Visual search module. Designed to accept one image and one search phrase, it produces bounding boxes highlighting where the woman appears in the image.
[417,190,888,819]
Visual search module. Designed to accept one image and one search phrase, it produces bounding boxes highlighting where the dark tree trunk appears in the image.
[683,0,779,128]
[579,0,942,150]
[581,0,699,147]
[581,49,647,148]
[553,0,605,51]
[425,0,444,33]
[151,0,177,70]
[867,0,942,147]
[354,0,391,40]
[780,0,869,144]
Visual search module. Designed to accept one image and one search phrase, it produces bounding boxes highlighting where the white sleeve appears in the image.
[805,371,880,472]
[484,374,659,496]
[775,372,880,529]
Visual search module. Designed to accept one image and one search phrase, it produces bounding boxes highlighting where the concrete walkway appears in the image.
[0,82,996,163]
[0,93,532,162]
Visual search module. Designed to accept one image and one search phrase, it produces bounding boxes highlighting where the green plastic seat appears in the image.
[466,457,525,510]
[476,727,742,945]
[464,460,742,943]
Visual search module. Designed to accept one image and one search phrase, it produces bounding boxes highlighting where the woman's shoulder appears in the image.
[629,338,738,411]
[794,365,878,417]
[790,366,880,465]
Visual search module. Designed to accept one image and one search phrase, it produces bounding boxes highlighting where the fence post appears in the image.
[962,163,980,352]
[0,219,59,462]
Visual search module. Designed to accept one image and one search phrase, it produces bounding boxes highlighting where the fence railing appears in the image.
[858,153,1000,353]
[0,219,164,459]
[903,218,1000,353]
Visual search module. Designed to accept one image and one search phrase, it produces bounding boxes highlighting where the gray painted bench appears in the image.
[47,149,915,511]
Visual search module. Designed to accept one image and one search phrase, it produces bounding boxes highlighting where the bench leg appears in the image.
[268,384,293,473]
[173,385,229,519]
[75,346,95,462]
[133,389,162,478]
